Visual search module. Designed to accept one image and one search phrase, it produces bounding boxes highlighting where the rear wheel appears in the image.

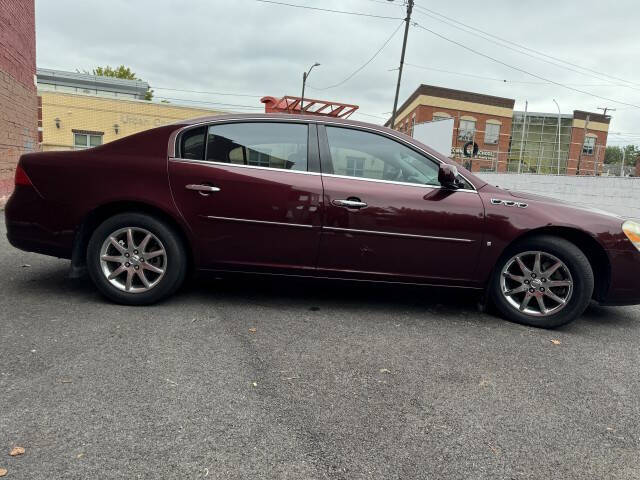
[490,235,594,328]
[87,213,187,305]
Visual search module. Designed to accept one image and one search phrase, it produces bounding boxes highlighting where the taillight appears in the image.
[14,165,33,186]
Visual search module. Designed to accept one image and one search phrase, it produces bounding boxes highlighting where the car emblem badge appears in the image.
[491,198,528,208]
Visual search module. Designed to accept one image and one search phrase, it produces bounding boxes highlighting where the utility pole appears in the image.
[597,106,616,117]
[576,114,590,175]
[620,147,626,177]
[389,0,414,130]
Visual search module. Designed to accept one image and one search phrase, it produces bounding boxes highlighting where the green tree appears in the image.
[604,145,623,164]
[81,65,154,100]
[604,144,640,176]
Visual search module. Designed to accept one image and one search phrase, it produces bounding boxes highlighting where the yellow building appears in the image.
[37,68,225,151]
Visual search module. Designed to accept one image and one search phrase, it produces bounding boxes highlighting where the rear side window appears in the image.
[206,123,308,171]
[179,126,206,160]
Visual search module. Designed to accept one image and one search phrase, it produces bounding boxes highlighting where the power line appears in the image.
[308,21,404,90]
[403,63,626,86]
[412,3,640,89]
[254,0,402,20]
[412,22,640,110]
[355,0,405,7]
[153,87,263,98]
[153,96,264,109]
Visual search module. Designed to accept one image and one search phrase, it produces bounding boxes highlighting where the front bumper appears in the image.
[600,248,640,306]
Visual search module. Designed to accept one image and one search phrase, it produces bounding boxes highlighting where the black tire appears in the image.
[490,235,594,328]
[86,212,187,305]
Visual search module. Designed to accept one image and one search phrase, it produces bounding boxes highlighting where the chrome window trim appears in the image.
[321,173,477,193]
[169,157,321,176]
[323,226,474,243]
[206,215,314,229]
[170,116,478,191]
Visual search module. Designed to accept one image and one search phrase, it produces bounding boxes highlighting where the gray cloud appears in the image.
[35,0,640,143]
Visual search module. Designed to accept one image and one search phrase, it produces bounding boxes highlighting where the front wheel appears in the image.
[490,235,594,328]
[86,212,187,305]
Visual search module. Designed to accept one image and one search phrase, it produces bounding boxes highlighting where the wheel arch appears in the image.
[502,226,610,302]
[70,201,195,277]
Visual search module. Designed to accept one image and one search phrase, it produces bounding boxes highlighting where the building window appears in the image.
[583,136,596,155]
[346,156,366,177]
[485,123,500,144]
[74,132,103,149]
[433,115,449,122]
[458,119,476,141]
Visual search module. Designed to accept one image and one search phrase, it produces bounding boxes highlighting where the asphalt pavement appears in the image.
[1,216,639,479]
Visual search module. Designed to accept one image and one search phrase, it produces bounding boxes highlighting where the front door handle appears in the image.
[332,198,368,209]
[185,184,221,196]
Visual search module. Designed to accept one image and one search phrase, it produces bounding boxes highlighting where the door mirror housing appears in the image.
[438,164,461,189]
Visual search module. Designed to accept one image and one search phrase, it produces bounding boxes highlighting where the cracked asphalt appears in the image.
[1,216,639,479]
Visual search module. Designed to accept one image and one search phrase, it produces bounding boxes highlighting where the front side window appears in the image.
[485,123,500,144]
[206,123,308,171]
[74,133,103,149]
[458,119,476,141]
[583,136,596,155]
[325,126,442,187]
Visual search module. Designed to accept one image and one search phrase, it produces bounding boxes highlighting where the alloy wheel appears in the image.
[99,227,167,293]
[500,250,573,317]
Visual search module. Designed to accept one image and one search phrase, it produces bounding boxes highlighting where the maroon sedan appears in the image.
[5,114,640,328]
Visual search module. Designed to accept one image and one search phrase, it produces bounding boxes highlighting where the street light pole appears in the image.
[621,147,626,177]
[301,62,320,114]
[517,101,528,174]
[552,99,562,175]
[389,0,414,130]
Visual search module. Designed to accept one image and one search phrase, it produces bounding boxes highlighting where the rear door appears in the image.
[317,124,485,285]
[169,121,323,273]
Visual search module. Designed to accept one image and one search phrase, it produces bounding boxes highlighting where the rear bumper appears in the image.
[600,249,640,306]
[4,186,75,259]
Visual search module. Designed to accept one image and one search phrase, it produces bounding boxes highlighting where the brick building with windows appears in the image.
[37,68,225,151]
[387,85,515,172]
[0,0,38,204]
[389,84,610,175]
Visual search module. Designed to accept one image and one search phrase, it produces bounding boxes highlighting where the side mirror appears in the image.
[438,164,460,189]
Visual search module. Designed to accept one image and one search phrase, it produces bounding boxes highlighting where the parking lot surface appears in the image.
[1,217,639,479]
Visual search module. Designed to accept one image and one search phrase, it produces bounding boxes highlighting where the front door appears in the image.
[317,125,485,285]
[169,121,323,273]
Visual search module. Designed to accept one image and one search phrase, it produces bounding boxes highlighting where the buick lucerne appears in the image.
[5,114,640,328]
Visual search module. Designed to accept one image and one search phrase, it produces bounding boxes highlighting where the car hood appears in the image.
[506,189,625,220]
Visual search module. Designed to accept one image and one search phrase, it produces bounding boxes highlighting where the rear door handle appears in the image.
[185,184,221,196]
[332,198,368,209]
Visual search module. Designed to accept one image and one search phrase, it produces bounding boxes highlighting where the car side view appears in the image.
[5,114,640,328]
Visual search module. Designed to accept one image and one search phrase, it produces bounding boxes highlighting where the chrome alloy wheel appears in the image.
[500,251,573,317]
[99,227,167,293]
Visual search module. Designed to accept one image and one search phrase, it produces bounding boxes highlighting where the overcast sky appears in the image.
[35,0,640,146]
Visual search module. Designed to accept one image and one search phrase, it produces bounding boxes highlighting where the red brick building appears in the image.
[387,85,515,172]
[567,110,611,175]
[0,0,38,204]
[388,84,610,175]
